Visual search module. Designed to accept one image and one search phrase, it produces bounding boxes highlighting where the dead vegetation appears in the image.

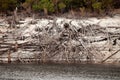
[20,19,120,63]
[0,14,120,64]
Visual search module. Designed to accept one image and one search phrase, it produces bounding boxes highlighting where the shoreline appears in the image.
[1,60,120,67]
[0,58,120,65]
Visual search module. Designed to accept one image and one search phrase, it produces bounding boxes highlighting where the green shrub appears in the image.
[32,0,55,13]
[0,0,17,11]
[92,2,102,10]
[58,2,66,10]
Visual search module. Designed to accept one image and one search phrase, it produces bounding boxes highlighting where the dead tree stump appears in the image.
[8,50,11,63]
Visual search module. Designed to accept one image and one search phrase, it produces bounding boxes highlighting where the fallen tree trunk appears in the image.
[101,49,120,63]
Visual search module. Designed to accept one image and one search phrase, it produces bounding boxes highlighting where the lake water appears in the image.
[0,63,120,80]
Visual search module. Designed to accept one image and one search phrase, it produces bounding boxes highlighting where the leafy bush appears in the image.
[92,2,102,10]
[58,2,66,10]
[32,0,54,14]
[0,0,17,11]
[1,0,120,15]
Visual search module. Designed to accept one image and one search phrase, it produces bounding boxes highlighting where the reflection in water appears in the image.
[0,64,120,80]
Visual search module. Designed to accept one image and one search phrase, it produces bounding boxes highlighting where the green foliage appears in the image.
[1,0,119,15]
[92,2,102,13]
[32,5,40,11]
[30,0,115,14]
[83,0,112,12]
[92,2,102,10]
[0,0,17,11]
[32,0,54,12]
[58,2,66,10]
[101,0,113,9]
[61,0,72,9]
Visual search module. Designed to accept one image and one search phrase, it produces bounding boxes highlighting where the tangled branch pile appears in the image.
[1,16,120,63]
[20,19,120,63]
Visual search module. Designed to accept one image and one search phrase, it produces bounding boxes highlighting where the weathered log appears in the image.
[101,49,120,63]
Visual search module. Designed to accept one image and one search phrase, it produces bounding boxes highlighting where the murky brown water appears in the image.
[0,63,120,80]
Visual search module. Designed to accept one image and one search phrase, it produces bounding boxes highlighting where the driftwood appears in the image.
[102,49,120,63]
[13,20,120,63]
[0,15,120,63]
